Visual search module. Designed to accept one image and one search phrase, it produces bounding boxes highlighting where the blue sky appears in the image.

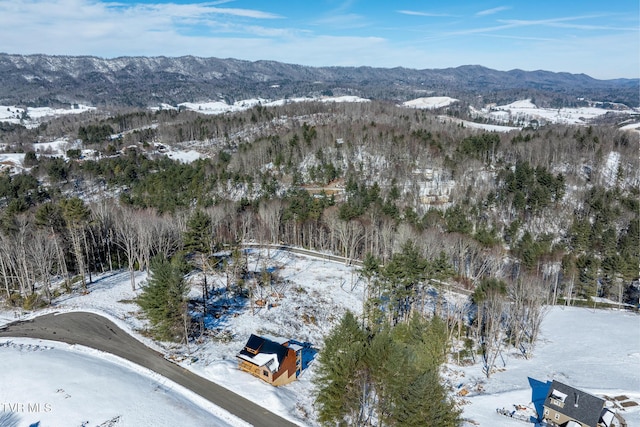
[0,0,637,79]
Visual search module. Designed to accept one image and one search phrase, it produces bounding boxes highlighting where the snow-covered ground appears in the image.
[33,138,72,154]
[0,104,95,128]
[165,148,203,163]
[619,121,640,134]
[174,95,370,115]
[0,339,247,427]
[437,115,521,132]
[1,249,638,426]
[473,99,638,127]
[27,105,95,119]
[458,306,640,426]
[602,151,621,187]
[402,96,458,109]
[0,106,24,123]
[0,153,26,174]
[0,249,363,426]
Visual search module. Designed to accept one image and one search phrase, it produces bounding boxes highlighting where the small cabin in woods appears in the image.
[236,334,303,386]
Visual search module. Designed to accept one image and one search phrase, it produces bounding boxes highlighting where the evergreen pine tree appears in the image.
[367,325,411,426]
[137,255,189,342]
[183,209,213,302]
[315,311,368,426]
[394,369,461,427]
[183,210,213,254]
[315,312,461,427]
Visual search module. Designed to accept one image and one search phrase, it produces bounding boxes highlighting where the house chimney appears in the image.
[574,392,579,408]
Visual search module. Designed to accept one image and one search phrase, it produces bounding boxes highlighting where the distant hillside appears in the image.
[0,53,637,108]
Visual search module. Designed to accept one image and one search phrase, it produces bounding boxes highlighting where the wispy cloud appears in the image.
[476,6,511,16]
[498,15,607,26]
[123,3,282,20]
[311,1,370,29]
[0,0,285,44]
[333,0,358,15]
[444,14,611,36]
[499,18,635,31]
[397,10,455,18]
[473,33,557,42]
[313,13,369,29]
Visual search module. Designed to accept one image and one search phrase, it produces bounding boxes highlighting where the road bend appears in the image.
[0,312,299,427]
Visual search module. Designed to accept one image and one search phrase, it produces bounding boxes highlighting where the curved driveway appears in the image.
[0,312,298,427]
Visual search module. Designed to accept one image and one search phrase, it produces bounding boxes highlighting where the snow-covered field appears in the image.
[437,115,521,133]
[0,339,246,427]
[1,249,638,427]
[174,95,370,115]
[0,104,95,128]
[619,121,640,134]
[402,96,458,109]
[172,96,369,114]
[0,95,372,125]
[471,99,638,127]
[400,96,639,130]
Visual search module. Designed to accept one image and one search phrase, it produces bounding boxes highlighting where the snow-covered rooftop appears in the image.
[238,352,280,372]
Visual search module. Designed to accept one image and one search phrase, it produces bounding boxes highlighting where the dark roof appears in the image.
[543,380,605,427]
[238,334,289,368]
[244,334,266,354]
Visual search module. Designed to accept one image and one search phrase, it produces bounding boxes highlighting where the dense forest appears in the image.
[1,101,637,309]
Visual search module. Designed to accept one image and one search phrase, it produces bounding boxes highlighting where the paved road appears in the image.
[0,312,299,427]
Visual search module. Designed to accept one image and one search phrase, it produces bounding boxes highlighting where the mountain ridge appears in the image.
[0,53,637,108]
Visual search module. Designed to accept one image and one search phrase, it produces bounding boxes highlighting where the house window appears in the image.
[263,370,269,377]
[554,413,560,420]
[544,409,549,416]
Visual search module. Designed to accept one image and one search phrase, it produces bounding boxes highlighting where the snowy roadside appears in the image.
[0,249,361,426]
[0,337,249,427]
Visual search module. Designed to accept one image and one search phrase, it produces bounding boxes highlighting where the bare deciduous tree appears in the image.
[61,198,90,291]
[152,214,182,259]
[28,228,58,302]
[258,199,283,246]
[113,206,140,291]
[325,208,364,264]
[472,279,507,378]
[507,274,548,358]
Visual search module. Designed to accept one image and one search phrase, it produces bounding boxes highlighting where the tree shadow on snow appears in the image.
[0,412,21,427]
[191,290,249,333]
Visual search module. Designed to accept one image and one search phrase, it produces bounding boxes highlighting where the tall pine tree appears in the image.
[137,255,189,342]
[183,209,214,303]
[315,311,368,426]
[315,312,461,426]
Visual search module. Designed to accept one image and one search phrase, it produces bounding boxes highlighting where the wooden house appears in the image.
[236,334,303,386]
[542,380,611,427]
